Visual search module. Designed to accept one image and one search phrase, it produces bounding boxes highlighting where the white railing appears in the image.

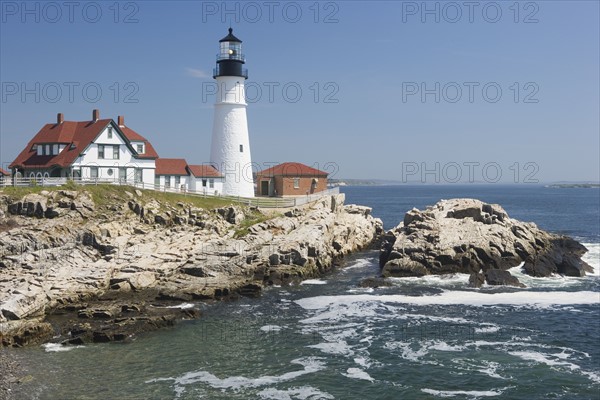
[0,177,340,208]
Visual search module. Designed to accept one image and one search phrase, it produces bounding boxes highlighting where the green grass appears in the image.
[1,182,239,211]
[233,211,276,238]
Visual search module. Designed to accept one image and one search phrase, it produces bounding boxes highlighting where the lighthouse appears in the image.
[209,28,254,198]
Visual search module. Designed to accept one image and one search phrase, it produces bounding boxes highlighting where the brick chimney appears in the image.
[57,113,64,125]
[117,115,125,127]
[92,109,100,122]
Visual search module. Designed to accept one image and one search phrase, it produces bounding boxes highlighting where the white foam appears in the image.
[301,279,327,285]
[581,371,600,384]
[474,326,500,334]
[509,350,581,371]
[154,303,194,309]
[146,357,326,396]
[453,359,507,380]
[42,343,84,352]
[507,266,585,289]
[421,388,506,398]
[582,242,600,276]
[343,258,373,271]
[427,340,466,352]
[342,367,374,382]
[258,386,334,400]
[295,291,600,310]
[478,361,506,380]
[384,341,431,363]
[388,273,471,287]
[309,341,353,356]
[260,325,282,333]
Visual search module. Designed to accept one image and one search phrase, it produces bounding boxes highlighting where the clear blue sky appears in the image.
[1,1,598,183]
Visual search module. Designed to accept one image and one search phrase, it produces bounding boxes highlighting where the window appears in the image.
[202,179,207,187]
[119,168,127,182]
[165,176,171,188]
[239,144,243,152]
[293,178,300,189]
[209,179,214,188]
[45,145,50,155]
[98,145,105,159]
[52,144,58,155]
[154,176,160,187]
[175,176,181,187]
[107,168,113,177]
[107,127,113,139]
[35,145,42,156]
[113,145,119,160]
[137,144,144,154]
[90,167,98,179]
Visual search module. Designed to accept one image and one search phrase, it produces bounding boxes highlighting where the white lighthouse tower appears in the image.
[209,28,254,198]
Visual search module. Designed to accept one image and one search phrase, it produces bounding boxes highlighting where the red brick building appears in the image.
[256,162,328,197]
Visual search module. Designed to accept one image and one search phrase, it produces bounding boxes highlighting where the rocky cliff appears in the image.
[379,199,593,287]
[0,186,382,347]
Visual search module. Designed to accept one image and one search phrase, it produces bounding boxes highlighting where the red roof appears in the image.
[10,119,112,170]
[187,164,222,178]
[257,162,328,177]
[155,158,189,176]
[10,115,159,170]
[0,168,9,176]
[120,126,159,159]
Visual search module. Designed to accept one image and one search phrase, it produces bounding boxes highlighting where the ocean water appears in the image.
[11,185,600,399]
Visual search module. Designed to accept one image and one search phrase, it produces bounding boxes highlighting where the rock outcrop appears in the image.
[379,199,592,287]
[0,188,382,347]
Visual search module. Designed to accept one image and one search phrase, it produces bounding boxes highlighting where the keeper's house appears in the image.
[155,159,223,195]
[256,162,328,197]
[8,110,223,195]
[9,110,157,185]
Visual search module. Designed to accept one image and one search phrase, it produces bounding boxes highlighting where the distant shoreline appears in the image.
[545,183,600,189]
[329,180,600,188]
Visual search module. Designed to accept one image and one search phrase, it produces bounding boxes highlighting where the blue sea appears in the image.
[11,185,600,399]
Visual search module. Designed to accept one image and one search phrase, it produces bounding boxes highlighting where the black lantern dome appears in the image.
[213,28,248,79]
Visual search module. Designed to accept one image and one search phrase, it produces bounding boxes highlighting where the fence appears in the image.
[0,177,340,208]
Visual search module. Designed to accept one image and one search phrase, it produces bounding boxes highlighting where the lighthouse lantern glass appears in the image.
[220,42,242,61]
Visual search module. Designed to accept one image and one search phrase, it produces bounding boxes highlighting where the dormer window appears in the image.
[137,144,144,154]
[107,126,113,139]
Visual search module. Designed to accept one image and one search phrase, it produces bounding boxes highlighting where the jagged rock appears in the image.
[468,272,485,288]
[0,191,381,347]
[484,269,525,287]
[217,206,245,224]
[44,207,60,218]
[382,259,429,278]
[380,199,592,281]
[127,272,156,290]
[269,254,280,266]
[0,319,54,347]
[180,266,209,277]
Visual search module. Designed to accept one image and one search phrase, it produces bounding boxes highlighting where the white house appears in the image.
[10,109,224,195]
[187,164,223,195]
[155,159,223,195]
[10,110,157,186]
